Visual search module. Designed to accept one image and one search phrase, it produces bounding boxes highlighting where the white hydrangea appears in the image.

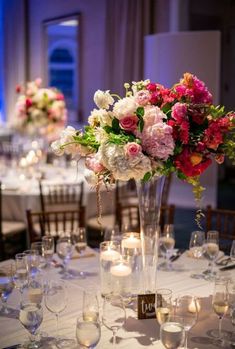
[94,90,114,109]
[99,143,151,181]
[113,96,137,120]
[88,108,112,127]
[94,127,109,143]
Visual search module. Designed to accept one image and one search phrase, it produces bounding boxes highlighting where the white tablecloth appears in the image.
[0,251,234,349]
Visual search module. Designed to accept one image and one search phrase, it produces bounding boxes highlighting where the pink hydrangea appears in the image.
[135,90,150,106]
[172,103,187,121]
[86,156,105,173]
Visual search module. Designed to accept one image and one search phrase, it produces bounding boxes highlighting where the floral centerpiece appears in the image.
[52,73,235,223]
[14,78,67,141]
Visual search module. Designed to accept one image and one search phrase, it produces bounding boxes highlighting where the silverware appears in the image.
[220,264,235,271]
[170,249,185,262]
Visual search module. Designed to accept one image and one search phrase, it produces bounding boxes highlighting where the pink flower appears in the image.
[215,154,225,164]
[124,142,142,157]
[119,115,138,132]
[26,98,32,108]
[86,156,105,173]
[135,90,150,106]
[56,93,65,101]
[172,103,187,121]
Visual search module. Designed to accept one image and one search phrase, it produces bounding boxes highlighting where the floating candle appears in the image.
[188,298,201,313]
[100,248,120,261]
[122,233,141,249]
[110,263,132,277]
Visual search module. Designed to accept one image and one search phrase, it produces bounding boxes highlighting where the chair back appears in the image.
[206,205,235,242]
[26,207,86,243]
[39,180,84,213]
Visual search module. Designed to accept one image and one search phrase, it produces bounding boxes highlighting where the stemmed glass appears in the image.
[14,253,29,301]
[76,315,101,348]
[28,274,44,304]
[230,240,235,262]
[24,249,40,278]
[31,242,46,269]
[42,236,54,268]
[174,295,198,348]
[19,301,43,349]
[189,231,206,279]
[56,236,73,278]
[155,289,173,326]
[0,262,15,314]
[83,289,99,322]
[72,227,87,255]
[160,321,185,349]
[102,294,126,347]
[158,224,175,271]
[212,278,229,341]
[202,230,219,280]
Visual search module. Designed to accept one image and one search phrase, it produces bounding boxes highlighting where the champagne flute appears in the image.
[0,262,15,314]
[83,289,99,322]
[72,227,87,255]
[202,230,219,280]
[155,289,173,326]
[14,253,28,301]
[42,236,54,267]
[174,295,198,348]
[159,225,175,271]
[230,240,235,262]
[56,236,73,278]
[19,301,43,349]
[102,294,126,347]
[212,278,229,341]
[24,249,40,277]
[76,315,101,348]
[160,321,185,349]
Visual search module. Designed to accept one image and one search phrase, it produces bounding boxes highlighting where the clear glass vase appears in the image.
[136,175,165,294]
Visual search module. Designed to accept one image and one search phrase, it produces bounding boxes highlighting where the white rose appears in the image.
[88,108,112,127]
[113,96,137,120]
[94,90,114,109]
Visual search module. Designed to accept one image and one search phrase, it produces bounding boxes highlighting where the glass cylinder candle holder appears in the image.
[110,258,132,303]
[100,241,121,297]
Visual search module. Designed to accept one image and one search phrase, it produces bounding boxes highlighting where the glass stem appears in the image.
[218,316,222,339]
[55,313,59,338]
[185,330,188,348]
[112,329,117,348]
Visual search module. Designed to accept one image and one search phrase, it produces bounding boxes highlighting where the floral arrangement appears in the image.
[14,78,67,140]
[52,73,235,214]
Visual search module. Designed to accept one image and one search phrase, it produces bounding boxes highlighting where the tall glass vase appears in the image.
[136,175,165,294]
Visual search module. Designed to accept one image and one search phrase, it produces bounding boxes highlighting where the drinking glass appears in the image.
[155,289,173,326]
[72,227,87,255]
[189,231,205,258]
[19,302,43,349]
[14,253,28,300]
[158,224,175,271]
[0,262,15,314]
[83,289,99,322]
[160,321,185,349]
[28,274,44,304]
[24,249,40,277]
[230,240,235,262]
[56,236,73,278]
[212,278,229,340]
[76,315,101,348]
[31,242,46,269]
[102,294,126,347]
[202,230,219,280]
[42,236,54,267]
[174,295,198,348]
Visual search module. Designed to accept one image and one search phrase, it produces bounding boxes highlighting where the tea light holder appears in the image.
[188,297,201,313]
[110,259,132,302]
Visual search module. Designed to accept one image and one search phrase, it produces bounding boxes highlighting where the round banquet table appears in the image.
[0,250,234,349]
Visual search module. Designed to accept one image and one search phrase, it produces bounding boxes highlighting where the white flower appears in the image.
[99,143,151,181]
[132,79,150,95]
[51,140,64,156]
[94,127,109,143]
[88,108,113,127]
[113,96,137,120]
[94,90,114,109]
[144,105,167,126]
[84,168,99,185]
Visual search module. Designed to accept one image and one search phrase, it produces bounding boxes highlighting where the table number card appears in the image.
[137,294,156,319]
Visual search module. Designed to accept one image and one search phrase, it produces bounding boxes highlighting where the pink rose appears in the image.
[136,90,150,106]
[124,142,142,157]
[86,156,105,173]
[119,115,138,132]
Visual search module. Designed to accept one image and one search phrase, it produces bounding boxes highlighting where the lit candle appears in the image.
[122,233,141,249]
[100,248,120,261]
[110,263,132,277]
[19,157,27,168]
[188,298,201,313]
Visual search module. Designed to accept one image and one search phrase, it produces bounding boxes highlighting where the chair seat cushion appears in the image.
[2,221,26,236]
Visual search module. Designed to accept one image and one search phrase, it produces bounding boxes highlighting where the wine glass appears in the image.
[19,301,43,349]
[27,274,44,304]
[158,224,175,271]
[160,321,185,349]
[24,249,40,277]
[230,240,235,262]
[14,253,28,301]
[42,236,54,267]
[102,294,126,347]
[0,262,15,314]
[76,315,101,348]
[72,227,87,255]
[189,231,205,258]
[155,289,173,327]
[83,289,99,322]
[31,242,46,269]
[174,295,198,348]
[56,236,73,278]
[212,278,229,341]
[202,230,219,280]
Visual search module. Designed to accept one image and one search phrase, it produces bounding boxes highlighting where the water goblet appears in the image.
[72,227,87,255]
[160,321,185,349]
[14,253,29,301]
[42,236,54,267]
[76,315,101,348]
[158,224,175,271]
[102,294,126,347]
[19,301,43,349]
[83,289,99,322]
[56,236,73,278]
[155,288,173,327]
[212,277,229,341]
[202,230,219,280]
[174,295,198,348]
[230,240,235,262]
[0,262,15,314]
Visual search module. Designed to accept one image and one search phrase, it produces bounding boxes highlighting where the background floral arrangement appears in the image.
[14,78,67,141]
[52,72,235,205]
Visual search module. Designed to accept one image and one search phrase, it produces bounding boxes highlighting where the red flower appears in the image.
[26,98,33,108]
[175,148,212,177]
[16,85,21,93]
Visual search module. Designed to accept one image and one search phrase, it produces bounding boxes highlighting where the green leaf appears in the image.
[161,103,171,114]
[138,118,144,132]
[136,107,144,118]
[142,172,152,182]
[103,126,113,134]
[112,118,120,132]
